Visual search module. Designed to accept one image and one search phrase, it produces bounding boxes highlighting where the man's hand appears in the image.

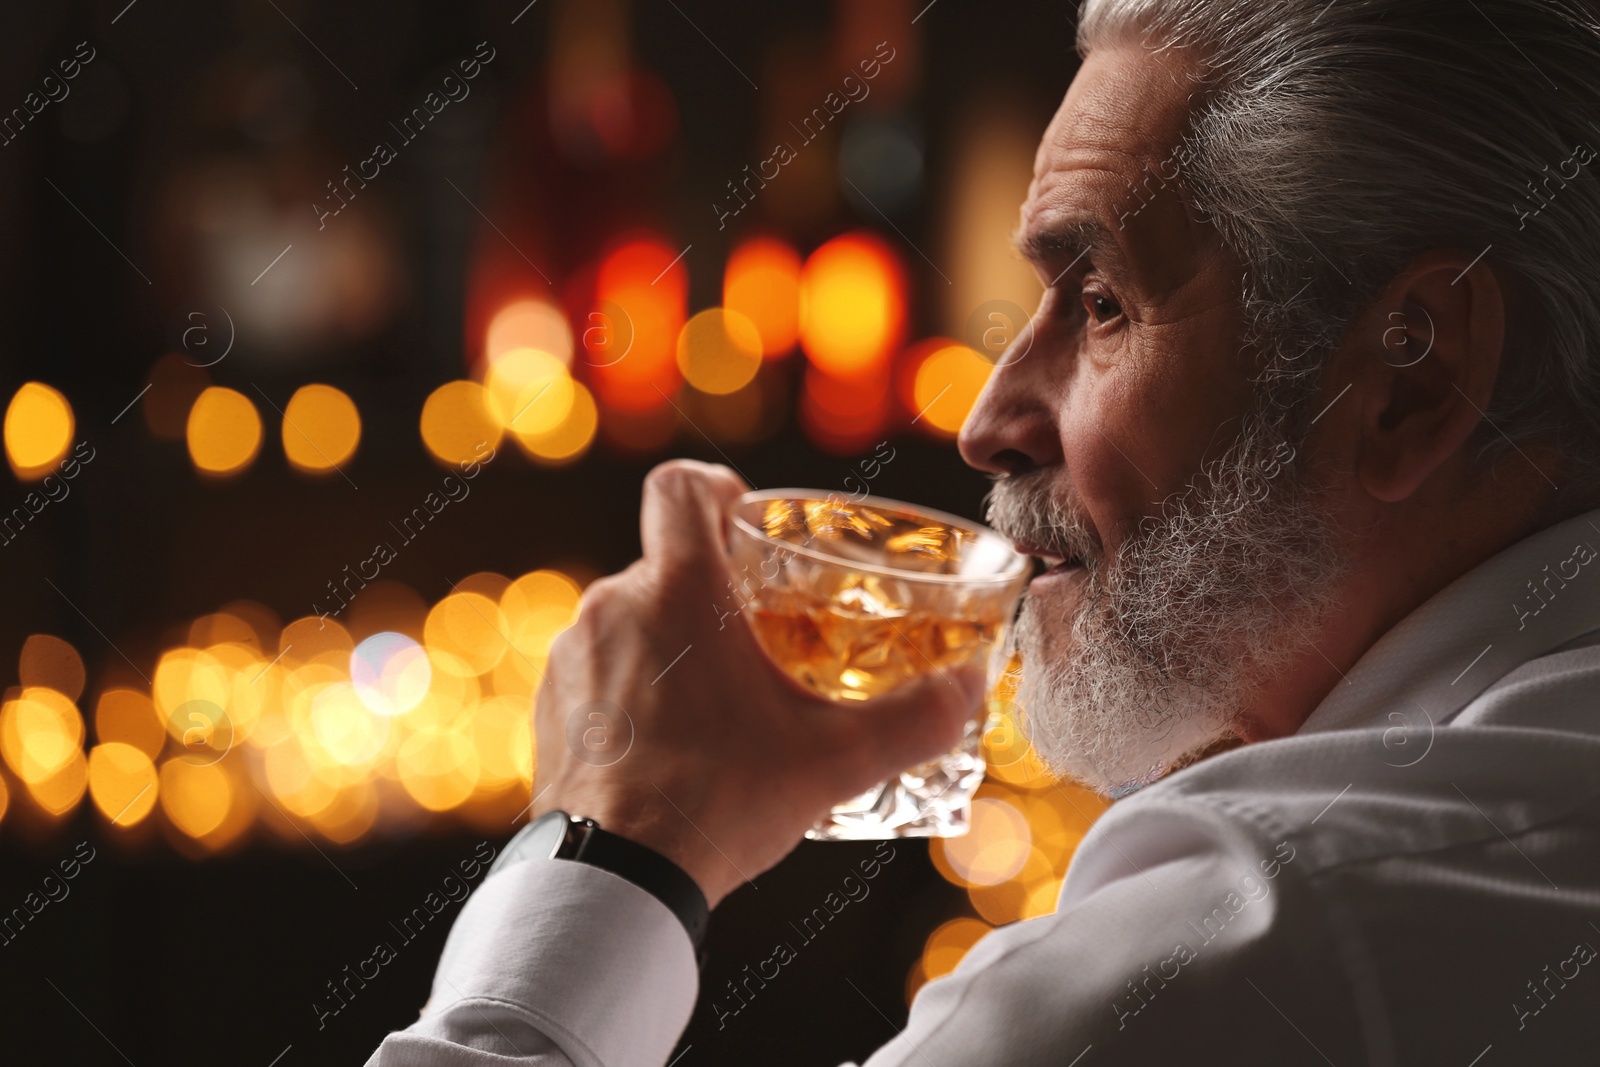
[530,459,988,908]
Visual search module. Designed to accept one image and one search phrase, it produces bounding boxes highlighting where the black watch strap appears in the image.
[495,811,709,950]
[572,824,709,949]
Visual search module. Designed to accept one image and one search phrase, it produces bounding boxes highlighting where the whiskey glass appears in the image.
[726,489,1029,840]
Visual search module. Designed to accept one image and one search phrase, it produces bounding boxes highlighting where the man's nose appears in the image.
[957,328,1063,477]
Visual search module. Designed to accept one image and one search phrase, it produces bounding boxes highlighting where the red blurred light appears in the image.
[586,237,687,412]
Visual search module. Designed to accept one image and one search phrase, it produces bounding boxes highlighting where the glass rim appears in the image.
[727,487,1031,586]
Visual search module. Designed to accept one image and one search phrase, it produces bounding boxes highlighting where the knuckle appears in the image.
[577,575,625,614]
[645,458,737,497]
[644,458,703,495]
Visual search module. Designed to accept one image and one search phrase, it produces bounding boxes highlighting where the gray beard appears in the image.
[986,407,1348,796]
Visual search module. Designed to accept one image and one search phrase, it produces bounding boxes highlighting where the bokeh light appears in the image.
[281,384,361,473]
[516,378,598,464]
[486,348,575,436]
[88,742,159,826]
[676,308,763,395]
[4,381,74,479]
[187,386,263,476]
[159,758,233,839]
[724,237,801,357]
[800,362,891,455]
[798,232,906,378]
[420,380,504,466]
[397,725,479,811]
[587,237,687,411]
[350,632,432,716]
[424,592,509,676]
[19,634,86,702]
[94,688,166,759]
[1,687,85,785]
[911,342,992,435]
[922,917,992,982]
[487,298,573,366]
[937,795,1032,886]
[29,749,88,816]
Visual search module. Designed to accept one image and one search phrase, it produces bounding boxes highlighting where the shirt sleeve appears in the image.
[365,858,699,1067]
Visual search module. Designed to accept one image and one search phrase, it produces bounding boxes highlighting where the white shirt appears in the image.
[368,506,1600,1065]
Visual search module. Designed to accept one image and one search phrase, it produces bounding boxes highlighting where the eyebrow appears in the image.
[1012,218,1127,285]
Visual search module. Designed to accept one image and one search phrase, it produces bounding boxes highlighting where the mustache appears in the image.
[982,470,1103,565]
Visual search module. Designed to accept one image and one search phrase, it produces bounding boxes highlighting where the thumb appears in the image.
[638,459,750,577]
[840,661,989,794]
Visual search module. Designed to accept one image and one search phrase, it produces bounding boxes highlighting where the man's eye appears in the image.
[1083,292,1122,324]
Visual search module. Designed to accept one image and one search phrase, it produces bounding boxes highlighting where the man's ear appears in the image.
[1347,250,1505,503]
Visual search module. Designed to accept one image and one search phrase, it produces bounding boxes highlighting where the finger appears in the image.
[639,459,750,576]
[831,661,989,796]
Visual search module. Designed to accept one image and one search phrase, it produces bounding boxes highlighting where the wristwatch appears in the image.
[491,809,709,950]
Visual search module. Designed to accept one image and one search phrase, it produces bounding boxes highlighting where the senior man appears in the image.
[371,0,1600,1063]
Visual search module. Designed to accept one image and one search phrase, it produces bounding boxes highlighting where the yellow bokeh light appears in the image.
[28,748,87,815]
[187,386,262,475]
[309,683,390,768]
[397,726,479,811]
[189,612,261,651]
[264,737,338,818]
[425,593,509,676]
[204,642,266,744]
[487,298,573,366]
[159,758,233,838]
[153,648,231,746]
[501,570,582,664]
[420,380,503,466]
[282,384,361,473]
[88,742,159,826]
[473,694,533,788]
[0,687,85,784]
[4,381,74,479]
[94,689,166,759]
[19,633,86,702]
[724,237,801,356]
[799,233,905,377]
[967,845,1056,925]
[922,917,993,981]
[1021,875,1064,919]
[281,615,354,666]
[935,795,1032,887]
[38,562,644,851]
[305,779,379,844]
[351,632,432,717]
[486,348,575,436]
[516,378,598,464]
[676,308,763,395]
[0,774,9,826]
[912,344,992,435]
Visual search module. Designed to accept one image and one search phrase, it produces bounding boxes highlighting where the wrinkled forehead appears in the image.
[1021,43,1218,296]
[1029,43,1202,205]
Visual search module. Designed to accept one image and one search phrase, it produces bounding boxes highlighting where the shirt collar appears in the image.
[1297,505,1600,736]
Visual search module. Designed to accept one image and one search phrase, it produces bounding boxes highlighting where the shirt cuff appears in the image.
[427,857,699,1067]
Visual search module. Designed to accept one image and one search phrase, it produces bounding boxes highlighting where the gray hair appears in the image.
[1078,0,1600,496]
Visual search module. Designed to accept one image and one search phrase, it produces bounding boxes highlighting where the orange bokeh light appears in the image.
[585,237,687,412]
[724,237,801,357]
[798,232,906,378]
[912,342,992,436]
[800,362,891,455]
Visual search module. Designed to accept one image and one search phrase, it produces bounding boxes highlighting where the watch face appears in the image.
[524,810,575,860]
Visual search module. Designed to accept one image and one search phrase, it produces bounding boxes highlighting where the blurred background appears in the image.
[0,1,1107,1063]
